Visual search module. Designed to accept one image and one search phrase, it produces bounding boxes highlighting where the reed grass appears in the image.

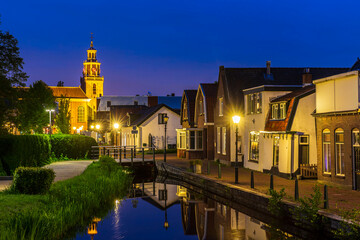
[0,160,132,240]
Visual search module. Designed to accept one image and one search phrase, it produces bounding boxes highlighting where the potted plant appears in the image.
[190,159,202,173]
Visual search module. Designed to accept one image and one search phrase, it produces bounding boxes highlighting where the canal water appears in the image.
[73,177,303,240]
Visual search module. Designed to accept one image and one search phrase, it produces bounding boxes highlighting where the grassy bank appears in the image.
[0,159,132,240]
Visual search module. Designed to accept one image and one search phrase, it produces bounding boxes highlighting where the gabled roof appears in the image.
[264,85,315,132]
[49,87,88,99]
[129,104,179,126]
[180,90,197,127]
[220,67,347,114]
[198,83,218,123]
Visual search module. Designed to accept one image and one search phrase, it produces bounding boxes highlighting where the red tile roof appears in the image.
[49,87,88,99]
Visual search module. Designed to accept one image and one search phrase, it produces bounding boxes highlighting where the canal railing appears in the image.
[91,145,159,166]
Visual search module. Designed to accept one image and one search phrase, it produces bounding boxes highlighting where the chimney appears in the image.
[219,65,224,71]
[302,68,312,85]
[266,61,271,75]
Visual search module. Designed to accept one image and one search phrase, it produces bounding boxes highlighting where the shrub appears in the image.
[12,167,55,194]
[99,156,118,173]
[0,135,51,175]
[50,134,97,159]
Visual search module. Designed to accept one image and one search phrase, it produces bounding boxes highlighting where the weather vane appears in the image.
[90,32,94,41]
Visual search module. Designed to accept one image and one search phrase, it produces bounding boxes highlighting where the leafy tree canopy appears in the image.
[55,97,71,134]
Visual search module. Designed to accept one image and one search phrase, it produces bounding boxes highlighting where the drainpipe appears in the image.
[290,133,295,180]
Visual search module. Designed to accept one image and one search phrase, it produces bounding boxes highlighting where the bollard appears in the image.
[270,174,274,190]
[250,171,254,189]
[133,146,136,159]
[218,164,221,179]
[324,185,329,209]
[131,149,134,166]
[294,178,299,201]
[207,161,210,175]
[119,149,122,163]
[142,148,145,165]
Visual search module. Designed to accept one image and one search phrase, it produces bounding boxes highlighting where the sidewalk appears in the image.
[0,160,93,191]
[162,154,360,215]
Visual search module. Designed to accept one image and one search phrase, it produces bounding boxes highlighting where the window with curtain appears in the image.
[323,129,331,174]
[77,106,85,122]
[222,127,226,155]
[335,128,344,175]
[249,132,259,161]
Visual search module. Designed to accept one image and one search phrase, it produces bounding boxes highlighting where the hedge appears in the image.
[0,135,51,175]
[50,134,97,159]
[12,167,55,194]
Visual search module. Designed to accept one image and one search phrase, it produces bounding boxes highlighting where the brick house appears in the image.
[177,90,198,158]
[194,83,218,160]
[313,64,360,189]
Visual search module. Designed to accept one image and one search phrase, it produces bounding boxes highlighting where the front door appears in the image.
[352,129,360,190]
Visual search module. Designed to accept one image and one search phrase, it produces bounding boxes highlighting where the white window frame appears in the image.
[219,97,223,116]
[217,127,221,154]
[335,128,345,176]
[222,127,226,155]
[271,104,278,120]
[279,103,286,119]
[249,132,259,161]
[323,129,331,174]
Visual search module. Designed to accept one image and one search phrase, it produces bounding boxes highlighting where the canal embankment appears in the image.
[0,157,132,240]
[156,160,351,239]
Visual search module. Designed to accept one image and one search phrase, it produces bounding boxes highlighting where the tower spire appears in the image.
[90,33,94,48]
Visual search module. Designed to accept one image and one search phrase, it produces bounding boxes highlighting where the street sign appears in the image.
[131,130,138,134]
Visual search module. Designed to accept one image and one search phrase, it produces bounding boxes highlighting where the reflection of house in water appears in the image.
[179,188,271,240]
[138,182,180,209]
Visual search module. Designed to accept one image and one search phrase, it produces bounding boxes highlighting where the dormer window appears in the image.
[271,102,287,120]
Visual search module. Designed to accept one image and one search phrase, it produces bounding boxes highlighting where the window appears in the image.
[299,135,309,165]
[107,101,111,108]
[77,106,85,122]
[219,97,223,116]
[158,113,167,124]
[217,127,221,154]
[279,103,286,119]
[271,104,278,119]
[186,130,203,150]
[199,100,203,115]
[335,128,344,176]
[183,101,188,120]
[352,129,360,188]
[222,127,226,155]
[247,93,262,114]
[323,129,331,174]
[93,84,96,95]
[178,131,186,149]
[249,132,259,161]
[273,136,279,166]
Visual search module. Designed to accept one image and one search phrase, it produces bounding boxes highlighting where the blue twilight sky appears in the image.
[1,0,360,96]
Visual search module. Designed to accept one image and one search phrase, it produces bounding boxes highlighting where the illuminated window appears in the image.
[273,136,280,166]
[222,127,226,155]
[322,129,331,174]
[279,103,286,119]
[77,106,85,122]
[217,127,221,153]
[93,84,96,95]
[249,132,259,161]
[247,93,262,114]
[271,104,278,119]
[335,128,344,175]
[219,97,223,116]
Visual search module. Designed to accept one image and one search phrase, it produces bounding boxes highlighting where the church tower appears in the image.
[80,34,104,120]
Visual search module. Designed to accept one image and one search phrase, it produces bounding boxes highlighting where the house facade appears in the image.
[313,69,360,189]
[193,83,218,160]
[121,104,181,150]
[214,64,348,165]
[177,90,202,159]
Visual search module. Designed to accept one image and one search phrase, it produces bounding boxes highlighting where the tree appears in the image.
[0,21,28,134]
[55,97,71,134]
[57,81,64,87]
[16,80,56,134]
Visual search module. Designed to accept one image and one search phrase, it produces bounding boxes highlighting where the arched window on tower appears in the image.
[93,84,97,95]
[77,106,85,122]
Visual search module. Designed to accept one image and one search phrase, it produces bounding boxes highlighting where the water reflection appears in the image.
[75,178,298,240]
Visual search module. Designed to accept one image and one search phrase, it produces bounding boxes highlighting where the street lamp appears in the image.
[90,125,94,129]
[95,124,100,130]
[46,109,55,135]
[163,115,169,163]
[232,115,240,184]
[114,123,119,146]
[73,126,76,134]
[163,183,169,230]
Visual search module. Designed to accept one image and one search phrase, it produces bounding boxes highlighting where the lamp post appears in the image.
[46,109,55,135]
[232,115,240,184]
[114,123,119,146]
[73,126,76,134]
[163,115,169,163]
